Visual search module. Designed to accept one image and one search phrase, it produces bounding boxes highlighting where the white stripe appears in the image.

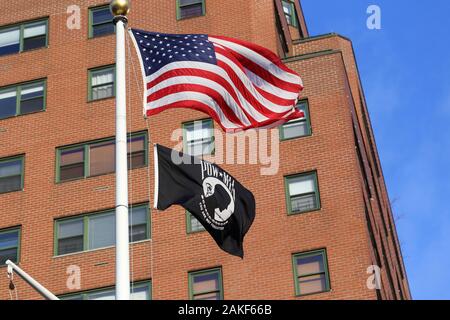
[244,67,301,100]
[148,76,252,126]
[145,61,269,122]
[153,144,159,209]
[216,53,295,113]
[148,91,241,130]
[209,37,302,85]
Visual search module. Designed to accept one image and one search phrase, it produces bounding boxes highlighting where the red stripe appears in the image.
[216,59,296,116]
[146,69,262,126]
[146,101,305,132]
[146,101,242,133]
[147,83,251,127]
[210,35,301,78]
[214,45,302,93]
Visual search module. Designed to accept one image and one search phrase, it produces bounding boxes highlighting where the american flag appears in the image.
[130,28,304,132]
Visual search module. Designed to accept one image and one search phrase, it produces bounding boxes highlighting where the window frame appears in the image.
[0,79,47,120]
[284,171,321,215]
[176,0,206,20]
[55,131,148,183]
[88,5,115,39]
[88,65,116,102]
[182,118,215,156]
[280,99,311,141]
[292,249,330,296]
[188,267,223,300]
[0,18,48,57]
[186,210,206,234]
[54,203,151,257]
[0,226,21,266]
[0,155,25,194]
[59,280,151,300]
[282,0,298,27]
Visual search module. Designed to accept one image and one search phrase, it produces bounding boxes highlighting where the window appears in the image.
[189,268,223,300]
[0,19,48,56]
[183,119,214,156]
[177,0,206,20]
[0,227,20,265]
[280,100,311,140]
[89,6,115,38]
[55,204,150,256]
[60,281,151,300]
[292,250,330,296]
[0,80,46,120]
[285,172,320,214]
[282,1,297,27]
[88,65,115,101]
[56,132,147,182]
[186,211,205,233]
[0,156,24,194]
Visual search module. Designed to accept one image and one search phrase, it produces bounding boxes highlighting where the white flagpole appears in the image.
[111,0,131,300]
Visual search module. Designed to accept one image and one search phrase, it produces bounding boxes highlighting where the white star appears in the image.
[139,40,143,43]
[158,60,161,63]
[182,54,186,57]
[144,35,148,38]
[162,53,166,56]
[174,46,178,48]
[152,59,156,62]
[175,52,179,54]
[169,55,173,58]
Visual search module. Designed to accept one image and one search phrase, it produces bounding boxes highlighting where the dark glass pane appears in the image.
[129,224,147,242]
[291,193,317,212]
[60,148,84,181]
[92,8,113,24]
[0,175,22,193]
[180,4,203,19]
[60,164,84,181]
[128,151,145,169]
[0,43,19,56]
[58,236,84,255]
[0,231,19,249]
[20,97,44,114]
[93,23,115,37]
[0,247,18,265]
[23,35,46,51]
[0,90,17,119]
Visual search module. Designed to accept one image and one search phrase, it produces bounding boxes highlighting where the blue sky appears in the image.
[301,0,450,299]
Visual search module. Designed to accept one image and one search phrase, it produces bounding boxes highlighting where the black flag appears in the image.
[153,144,255,258]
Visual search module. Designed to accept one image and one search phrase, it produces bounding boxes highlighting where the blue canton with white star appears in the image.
[131,29,218,77]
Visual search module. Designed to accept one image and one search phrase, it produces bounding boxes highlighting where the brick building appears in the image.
[0,0,410,300]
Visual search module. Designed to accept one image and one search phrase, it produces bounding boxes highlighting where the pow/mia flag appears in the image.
[153,144,256,258]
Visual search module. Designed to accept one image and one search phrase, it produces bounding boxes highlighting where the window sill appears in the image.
[287,207,322,216]
[176,14,206,22]
[295,289,331,298]
[88,33,115,40]
[0,109,46,122]
[53,238,152,259]
[280,133,313,142]
[87,95,115,104]
[0,188,24,196]
[0,46,48,59]
[187,229,206,235]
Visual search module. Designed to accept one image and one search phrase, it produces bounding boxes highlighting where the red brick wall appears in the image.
[0,0,409,300]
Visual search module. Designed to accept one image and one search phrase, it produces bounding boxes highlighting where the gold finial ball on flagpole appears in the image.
[110,0,130,16]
